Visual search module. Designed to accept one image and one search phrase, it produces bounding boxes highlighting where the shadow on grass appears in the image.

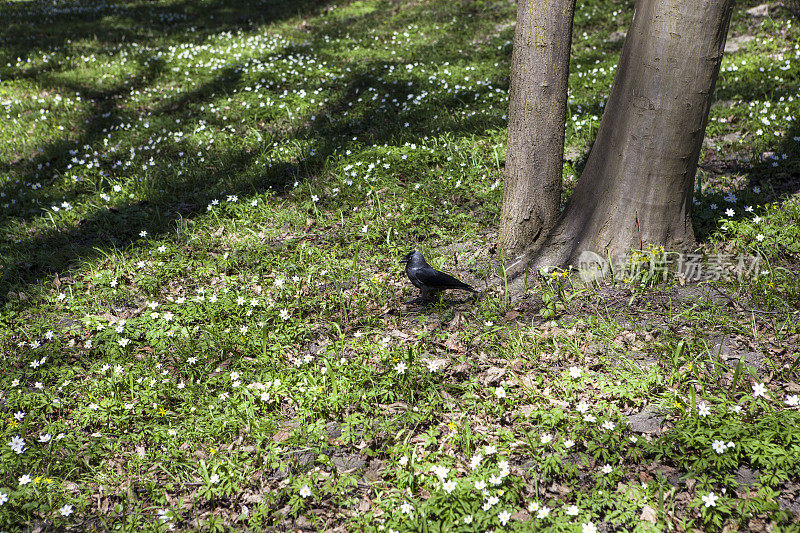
[0,0,512,305]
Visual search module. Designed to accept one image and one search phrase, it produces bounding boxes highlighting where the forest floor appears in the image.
[0,0,799,531]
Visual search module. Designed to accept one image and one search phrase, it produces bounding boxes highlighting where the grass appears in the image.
[1,0,799,531]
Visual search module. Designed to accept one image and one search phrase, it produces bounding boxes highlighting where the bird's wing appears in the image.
[415,266,474,291]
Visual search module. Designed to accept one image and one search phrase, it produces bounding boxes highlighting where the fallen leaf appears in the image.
[273,429,291,442]
[640,505,657,524]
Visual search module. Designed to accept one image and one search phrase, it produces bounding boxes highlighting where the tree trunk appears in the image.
[505,0,734,278]
[500,0,576,258]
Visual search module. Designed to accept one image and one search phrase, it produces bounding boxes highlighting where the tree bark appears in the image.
[505,0,735,278]
[500,0,576,258]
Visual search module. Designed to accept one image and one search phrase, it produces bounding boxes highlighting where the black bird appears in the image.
[400,251,477,302]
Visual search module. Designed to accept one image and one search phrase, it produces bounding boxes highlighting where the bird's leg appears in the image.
[404,290,440,306]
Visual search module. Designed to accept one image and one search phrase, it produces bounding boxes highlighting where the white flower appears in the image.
[527,501,540,513]
[139,230,148,237]
[279,309,291,320]
[756,234,765,242]
[463,515,473,524]
[752,382,767,398]
[59,504,73,516]
[786,395,799,406]
[701,492,719,507]
[431,465,449,480]
[469,454,482,469]
[537,505,551,518]
[498,510,512,525]
[19,474,32,485]
[299,484,311,498]
[484,495,499,509]
[9,436,26,454]
[474,479,487,490]
[698,402,711,417]
[601,420,615,431]
[601,464,613,474]
[494,386,506,399]
[39,434,52,443]
[442,480,457,493]
[725,208,735,217]
[0,492,7,506]
[712,440,727,454]
[582,522,598,533]
[566,504,580,516]
[488,474,503,485]
[395,361,407,374]
[569,366,582,378]
[399,455,409,466]
[576,401,590,414]
[208,474,220,484]
[563,439,575,449]
[118,337,130,347]
[484,445,497,455]
[400,502,414,515]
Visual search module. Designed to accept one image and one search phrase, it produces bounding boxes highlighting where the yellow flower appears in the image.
[8,420,18,429]
[210,448,217,455]
[34,476,42,484]
[45,478,53,484]
[687,363,693,371]
[448,422,457,431]
[158,407,166,415]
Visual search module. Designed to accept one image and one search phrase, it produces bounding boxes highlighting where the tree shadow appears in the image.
[0,0,332,66]
[691,64,800,241]
[0,0,513,304]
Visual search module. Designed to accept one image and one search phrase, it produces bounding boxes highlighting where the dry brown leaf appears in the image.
[273,429,291,442]
[445,333,464,352]
[640,505,658,524]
